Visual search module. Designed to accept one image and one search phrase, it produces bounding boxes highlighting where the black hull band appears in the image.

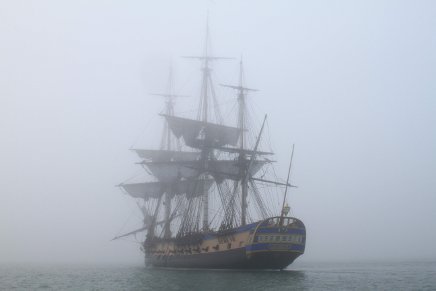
[146,248,302,270]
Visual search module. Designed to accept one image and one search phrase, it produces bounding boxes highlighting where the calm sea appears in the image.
[1,261,435,290]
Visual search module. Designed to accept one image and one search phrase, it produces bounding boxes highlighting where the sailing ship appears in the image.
[114,25,306,269]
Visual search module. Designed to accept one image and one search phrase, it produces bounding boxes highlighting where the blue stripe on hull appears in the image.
[246,243,305,252]
[255,228,306,234]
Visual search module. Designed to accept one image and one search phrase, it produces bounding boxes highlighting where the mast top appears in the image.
[182,16,233,69]
[220,58,258,93]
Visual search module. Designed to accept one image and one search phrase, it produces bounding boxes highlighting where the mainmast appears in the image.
[200,23,211,231]
[238,60,247,226]
[201,24,210,123]
[238,57,248,225]
[183,19,232,231]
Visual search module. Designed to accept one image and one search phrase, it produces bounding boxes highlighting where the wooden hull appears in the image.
[147,247,303,269]
[144,216,306,270]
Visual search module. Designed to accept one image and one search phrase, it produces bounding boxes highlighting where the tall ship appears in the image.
[114,25,306,269]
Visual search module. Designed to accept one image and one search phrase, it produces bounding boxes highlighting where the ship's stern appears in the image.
[245,216,306,269]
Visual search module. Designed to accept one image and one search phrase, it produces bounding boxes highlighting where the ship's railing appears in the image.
[260,216,304,228]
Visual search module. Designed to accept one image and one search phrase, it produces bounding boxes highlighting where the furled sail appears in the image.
[120,179,214,200]
[143,161,201,182]
[131,149,200,162]
[208,160,270,181]
[211,146,273,156]
[162,115,240,148]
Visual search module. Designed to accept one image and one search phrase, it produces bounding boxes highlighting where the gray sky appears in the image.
[1,0,435,265]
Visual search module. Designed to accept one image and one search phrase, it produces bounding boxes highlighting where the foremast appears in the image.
[119,65,204,241]
[153,66,176,239]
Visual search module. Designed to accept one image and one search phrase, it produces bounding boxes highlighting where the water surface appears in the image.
[1,261,435,290]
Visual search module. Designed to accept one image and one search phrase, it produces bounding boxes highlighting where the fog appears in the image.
[1,0,435,265]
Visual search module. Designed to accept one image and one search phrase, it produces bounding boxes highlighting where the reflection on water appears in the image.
[1,262,435,290]
[132,268,307,290]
